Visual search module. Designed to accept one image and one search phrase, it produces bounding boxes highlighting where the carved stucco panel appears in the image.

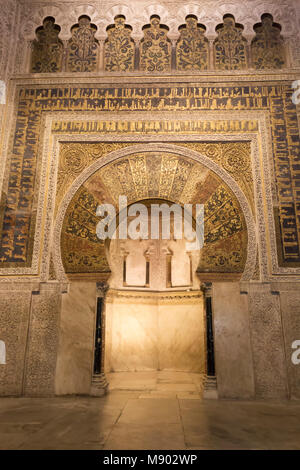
[248,284,288,399]
[23,284,62,396]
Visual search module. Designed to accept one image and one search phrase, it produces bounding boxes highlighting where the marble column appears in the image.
[202,282,218,399]
[90,282,109,396]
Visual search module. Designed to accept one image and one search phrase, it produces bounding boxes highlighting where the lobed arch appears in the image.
[19,3,297,41]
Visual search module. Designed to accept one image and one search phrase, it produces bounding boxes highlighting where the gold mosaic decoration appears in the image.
[61,150,248,274]
[251,14,286,70]
[214,15,247,70]
[66,16,99,72]
[104,16,135,72]
[176,16,209,71]
[177,142,254,215]
[56,143,134,213]
[30,17,63,73]
[140,16,171,72]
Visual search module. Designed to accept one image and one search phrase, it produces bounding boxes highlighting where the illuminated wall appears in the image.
[0,0,299,399]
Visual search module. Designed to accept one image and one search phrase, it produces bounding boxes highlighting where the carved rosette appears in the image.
[176,16,209,71]
[140,16,171,72]
[31,17,63,73]
[214,15,248,70]
[251,14,286,69]
[67,16,99,72]
[104,15,135,72]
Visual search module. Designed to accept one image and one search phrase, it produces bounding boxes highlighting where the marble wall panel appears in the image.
[278,283,300,399]
[213,282,255,399]
[55,282,96,395]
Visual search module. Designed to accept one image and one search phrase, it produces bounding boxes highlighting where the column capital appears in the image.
[201,282,212,298]
[96,281,109,298]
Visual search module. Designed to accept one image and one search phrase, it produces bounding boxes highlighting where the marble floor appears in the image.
[0,372,300,450]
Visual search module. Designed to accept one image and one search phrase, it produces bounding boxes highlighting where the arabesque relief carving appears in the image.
[214,15,248,70]
[30,17,63,73]
[56,143,133,212]
[66,15,99,72]
[61,185,111,274]
[178,142,254,215]
[57,142,253,216]
[251,14,286,69]
[27,10,289,73]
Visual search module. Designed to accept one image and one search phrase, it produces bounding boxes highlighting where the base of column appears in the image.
[203,375,218,399]
[90,373,109,397]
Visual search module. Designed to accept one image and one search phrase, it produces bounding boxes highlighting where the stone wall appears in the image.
[8,0,300,72]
